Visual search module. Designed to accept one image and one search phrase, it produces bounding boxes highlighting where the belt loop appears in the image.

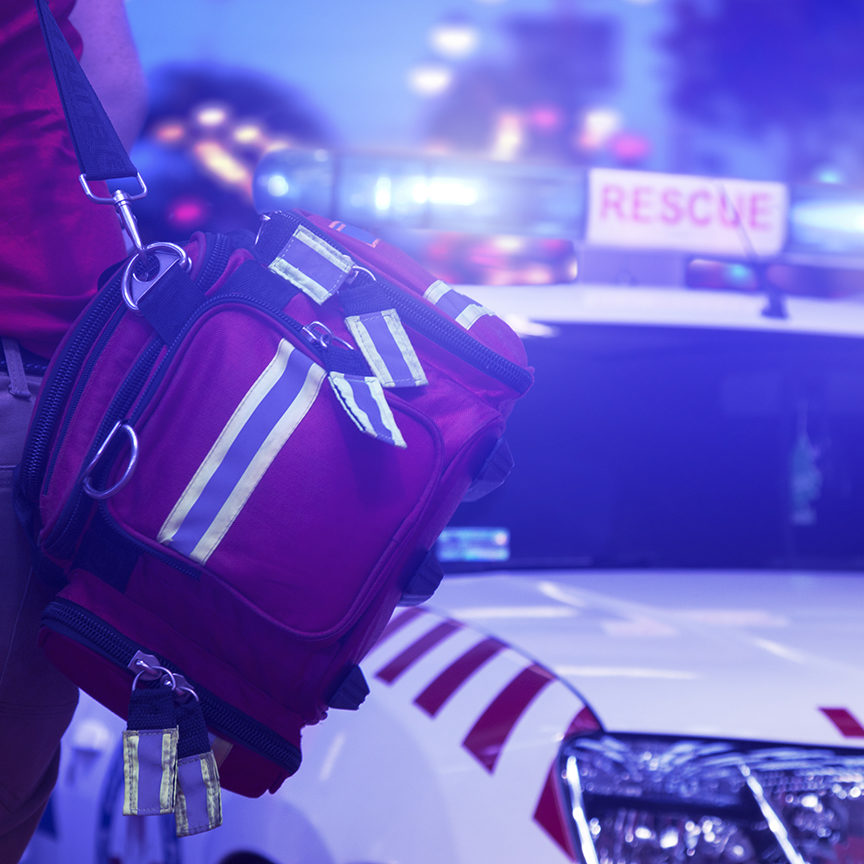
[1,337,32,400]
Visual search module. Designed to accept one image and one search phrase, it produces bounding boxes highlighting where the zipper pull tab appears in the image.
[173,679,223,836]
[122,656,179,816]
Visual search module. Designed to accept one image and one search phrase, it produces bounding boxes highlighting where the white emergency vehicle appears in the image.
[23,276,864,864]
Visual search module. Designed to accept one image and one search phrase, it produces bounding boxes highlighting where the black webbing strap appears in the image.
[34,0,138,183]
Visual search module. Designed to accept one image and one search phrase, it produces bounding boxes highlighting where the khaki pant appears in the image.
[0,341,77,864]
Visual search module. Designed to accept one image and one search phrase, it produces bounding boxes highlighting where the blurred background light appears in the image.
[791,201,864,236]
[123,0,864,294]
[193,103,230,128]
[408,60,454,96]
[812,166,844,186]
[429,13,480,59]
[152,121,185,144]
[579,106,622,149]
[192,141,251,187]
[490,111,524,160]
[233,123,265,145]
[265,173,291,198]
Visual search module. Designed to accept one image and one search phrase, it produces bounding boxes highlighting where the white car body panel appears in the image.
[27,595,594,864]
[431,570,864,747]
[26,569,864,864]
[23,284,864,863]
[467,284,864,337]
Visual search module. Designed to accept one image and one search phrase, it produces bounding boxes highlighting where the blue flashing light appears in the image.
[436,527,510,563]
[726,263,753,286]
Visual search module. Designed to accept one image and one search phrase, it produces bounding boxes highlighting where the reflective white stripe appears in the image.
[424,279,451,304]
[189,362,323,563]
[367,381,407,448]
[455,304,493,329]
[424,279,494,330]
[386,312,427,385]
[158,341,295,547]
[268,225,353,304]
[294,226,352,271]
[346,309,427,388]
[329,372,407,448]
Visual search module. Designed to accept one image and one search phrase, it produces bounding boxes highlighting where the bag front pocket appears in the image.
[106,302,443,638]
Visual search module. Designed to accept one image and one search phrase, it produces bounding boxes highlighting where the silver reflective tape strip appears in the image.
[329,372,407,448]
[189,359,324,564]
[158,340,295,547]
[268,225,353,304]
[122,730,138,816]
[175,752,223,837]
[455,304,493,329]
[122,728,178,816]
[385,312,427,386]
[345,309,427,388]
[424,279,493,330]
[423,279,451,304]
[295,225,353,271]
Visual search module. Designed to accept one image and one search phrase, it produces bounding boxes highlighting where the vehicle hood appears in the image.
[428,569,864,748]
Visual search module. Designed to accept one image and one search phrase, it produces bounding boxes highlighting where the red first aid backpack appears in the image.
[16,0,532,837]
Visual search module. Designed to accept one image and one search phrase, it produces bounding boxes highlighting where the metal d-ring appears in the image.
[302,321,355,352]
[173,683,200,703]
[350,265,377,283]
[302,320,333,348]
[82,421,139,500]
[122,241,191,312]
[132,661,177,692]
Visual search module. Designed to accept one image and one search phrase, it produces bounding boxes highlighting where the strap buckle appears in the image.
[122,242,192,312]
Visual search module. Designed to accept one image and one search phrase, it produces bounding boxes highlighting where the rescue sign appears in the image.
[587,168,788,257]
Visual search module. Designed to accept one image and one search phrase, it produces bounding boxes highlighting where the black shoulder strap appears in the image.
[34,0,138,184]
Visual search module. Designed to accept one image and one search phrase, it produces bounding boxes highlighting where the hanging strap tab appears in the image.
[122,684,179,816]
[345,309,427,389]
[268,224,354,303]
[328,372,407,448]
[174,697,223,837]
[34,0,139,184]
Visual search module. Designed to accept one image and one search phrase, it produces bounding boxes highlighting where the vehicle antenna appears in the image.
[717,182,787,320]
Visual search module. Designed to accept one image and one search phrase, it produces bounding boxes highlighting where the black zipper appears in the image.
[343,277,533,394]
[126,291,368,429]
[259,211,531,394]
[196,232,234,288]
[19,269,125,502]
[96,499,202,580]
[42,597,302,773]
[34,237,242,557]
[40,304,129,498]
[45,288,364,559]
[22,234,237,507]
[43,339,164,557]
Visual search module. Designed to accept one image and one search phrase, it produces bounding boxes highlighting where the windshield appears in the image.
[441,321,864,572]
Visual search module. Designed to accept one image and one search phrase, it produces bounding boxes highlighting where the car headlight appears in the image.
[561,735,864,863]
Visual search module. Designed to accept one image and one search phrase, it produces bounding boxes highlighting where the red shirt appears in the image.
[0,0,127,359]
